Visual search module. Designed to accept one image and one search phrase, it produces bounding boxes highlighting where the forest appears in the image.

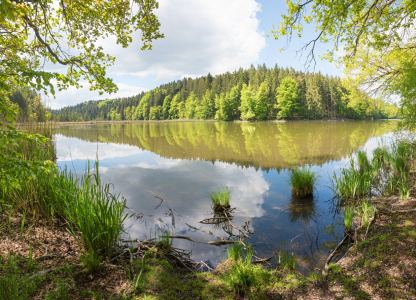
[50,65,399,122]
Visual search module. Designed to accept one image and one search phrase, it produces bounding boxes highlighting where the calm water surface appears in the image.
[53,120,397,272]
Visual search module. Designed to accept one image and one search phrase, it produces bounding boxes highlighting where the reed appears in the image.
[289,166,317,197]
[372,146,389,164]
[64,161,129,258]
[343,207,354,231]
[210,187,231,212]
[357,149,371,173]
[331,160,372,200]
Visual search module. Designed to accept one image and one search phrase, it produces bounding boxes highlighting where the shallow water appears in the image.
[53,120,397,273]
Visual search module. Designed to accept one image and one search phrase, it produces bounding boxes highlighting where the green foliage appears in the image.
[224,243,259,292]
[80,249,103,274]
[276,77,299,119]
[359,200,375,228]
[288,166,317,197]
[227,242,244,261]
[344,207,354,231]
[64,161,130,258]
[0,254,43,300]
[278,248,296,270]
[1,0,163,97]
[330,159,372,200]
[0,100,54,191]
[240,84,256,120]
[210,187,231,211]
[185,92,198,119]
[168,94,181,119]
[52,66,399,122]
[357,150,370,172]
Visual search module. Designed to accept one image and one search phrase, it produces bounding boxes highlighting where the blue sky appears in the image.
[50,0,340,109]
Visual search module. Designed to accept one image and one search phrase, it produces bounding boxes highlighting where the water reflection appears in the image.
[54,120,396,171]
[53,120,397,272]
[285,195,318,224]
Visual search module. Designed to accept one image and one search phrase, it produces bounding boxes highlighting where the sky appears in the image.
[49,0,341,109]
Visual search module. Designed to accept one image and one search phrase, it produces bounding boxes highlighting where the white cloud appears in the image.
[104,0,266,80]
[54,135,145,161]
[47,82,148,109]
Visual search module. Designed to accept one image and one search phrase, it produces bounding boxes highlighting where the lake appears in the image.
[53,120,397,273]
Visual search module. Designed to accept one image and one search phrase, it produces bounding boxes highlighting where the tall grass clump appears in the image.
[210,187,231,212]
[331,160,372,200]
[64,161,129,258]
[357,150,370,173]
[343,207,354,231]
[289,166,318,197]
[225,242,263,293]
[372,146,389,164]
[227,242,244,261]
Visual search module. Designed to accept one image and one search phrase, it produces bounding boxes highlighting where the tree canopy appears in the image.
[273,0,416,127]
[0,0,163,190]
[0,0,163,96]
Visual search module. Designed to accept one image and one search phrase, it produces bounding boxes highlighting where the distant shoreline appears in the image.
[50,118,397,126]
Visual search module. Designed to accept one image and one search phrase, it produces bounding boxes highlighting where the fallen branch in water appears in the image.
[322,236,348,276]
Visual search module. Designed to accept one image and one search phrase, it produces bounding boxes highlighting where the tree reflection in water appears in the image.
[285,195,318,224]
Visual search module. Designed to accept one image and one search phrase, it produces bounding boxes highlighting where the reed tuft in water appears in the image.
[289,166,318,197]
[210,187,231,212]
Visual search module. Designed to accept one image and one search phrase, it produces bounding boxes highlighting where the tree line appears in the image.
[51,65,399,122]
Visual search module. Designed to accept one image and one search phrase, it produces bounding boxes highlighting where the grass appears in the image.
[227,242,244,261]
[2,128,130,260]
[289,166,318,197]
[210,187,231,212]
[0,253,43,300]
[64,161,129,258]
[344,206,355,231]
[359,200,375,228]
[331,159,372,200]
[357,149,370,173]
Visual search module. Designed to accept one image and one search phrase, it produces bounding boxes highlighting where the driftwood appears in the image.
[207,240,240,246]
[322,236,348,276]
[251,256,273,265]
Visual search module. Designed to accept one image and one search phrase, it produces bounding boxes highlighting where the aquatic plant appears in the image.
[277,247,296,270]
[372,146,389,164]
[357,149,371,173]
[331,160,372,200]
[397,172,411,201]
[289,166,318,197]
[210,187,231,212]
[343,207,354,231]
[156,227,173,249]
[227,242,244,261]
[64,161,129,258]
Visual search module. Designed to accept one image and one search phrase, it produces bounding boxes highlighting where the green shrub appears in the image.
[210,187,231,212]
[289,166,318,197]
